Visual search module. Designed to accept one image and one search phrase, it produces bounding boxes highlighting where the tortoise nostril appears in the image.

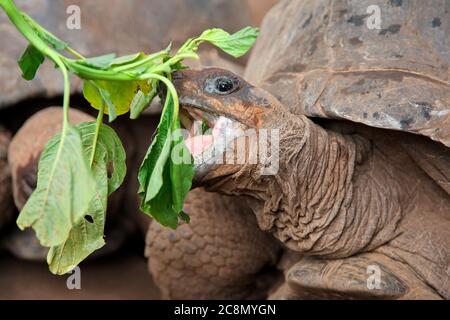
[171,71,186,80]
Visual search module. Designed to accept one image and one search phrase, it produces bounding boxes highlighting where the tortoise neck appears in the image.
[249,115,359,256]
[225,114,405,258]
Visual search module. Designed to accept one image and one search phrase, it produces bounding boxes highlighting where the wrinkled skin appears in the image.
[157,68,450,299]
[146,188,280,299]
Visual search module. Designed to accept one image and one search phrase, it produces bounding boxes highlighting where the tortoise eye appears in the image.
[215,77,234,93]
[205,76,238,95]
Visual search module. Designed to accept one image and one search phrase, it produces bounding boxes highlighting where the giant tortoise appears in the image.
[147,0,450,299]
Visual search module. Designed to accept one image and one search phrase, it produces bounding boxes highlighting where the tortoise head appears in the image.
[172,68,284,186]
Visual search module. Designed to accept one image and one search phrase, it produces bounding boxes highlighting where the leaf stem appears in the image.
[138,73,179,129]
[112,50,169,72]
[59,60,71,127]
[0,0,71,127]
[66,60,136,81]
[90,105,104,166]
[0,0,56,59]
[66,47,85,59]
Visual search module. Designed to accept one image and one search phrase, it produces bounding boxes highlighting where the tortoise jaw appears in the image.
[178,96,220,118]
[178,101,248,186]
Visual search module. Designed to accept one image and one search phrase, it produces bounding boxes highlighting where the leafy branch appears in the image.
[0,0,258,274]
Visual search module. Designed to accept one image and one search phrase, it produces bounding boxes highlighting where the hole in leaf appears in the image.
[84,215,94,223]
[107,161,114,179]
[179,211,190,223]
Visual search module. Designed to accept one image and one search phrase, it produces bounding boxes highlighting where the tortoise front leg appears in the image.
[145,188,281,299]
[270,253,442,300]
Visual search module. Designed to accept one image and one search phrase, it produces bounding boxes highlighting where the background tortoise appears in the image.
[3,107,134,260]
[0,126,13,231]
[147,0,450,299]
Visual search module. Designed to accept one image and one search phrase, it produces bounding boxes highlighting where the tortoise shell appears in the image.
[245,0,450,147]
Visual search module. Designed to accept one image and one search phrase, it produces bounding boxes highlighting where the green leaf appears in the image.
[79,53,117,69]
[138,95,173,203]
[138,93,194,228]
[130,81,158,119]
[198,27,259,58]
[170,121,194,213]
[47,122,126,275]
[17,125,97,247]
[83,80,152,118]
[39,31,68,50]
[170,61,190,72]
[97,86,118,122]
[21,12,68,50]
[178,211,190,224]
[18,45,45,80]
[130,90,150,119]
[110,52,146,66]
[47,189,106,275]
[141,162,178,229]
[201,117,208,134]
[83,81,117,122]
[83,81,103,108]
[78,122,126,195]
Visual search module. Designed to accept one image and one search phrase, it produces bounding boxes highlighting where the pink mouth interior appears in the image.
[180,107,222,156]
[184,135,214,156]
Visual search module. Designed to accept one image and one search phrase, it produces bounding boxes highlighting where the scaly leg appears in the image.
[145,188,281,299]
[270,253,442,299]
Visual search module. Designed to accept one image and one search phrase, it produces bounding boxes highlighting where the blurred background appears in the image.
[0,0,277,299]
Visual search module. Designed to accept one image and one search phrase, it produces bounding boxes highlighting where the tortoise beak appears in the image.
[171,71,215,185]
[172,70,205,110]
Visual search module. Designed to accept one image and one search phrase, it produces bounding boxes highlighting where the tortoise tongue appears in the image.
[184,135,214,156]
[184,116,227,156]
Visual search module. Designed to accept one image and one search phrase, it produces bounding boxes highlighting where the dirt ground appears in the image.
[0,244,161,300]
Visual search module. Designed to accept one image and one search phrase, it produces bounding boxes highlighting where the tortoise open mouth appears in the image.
[179,104,220,157]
